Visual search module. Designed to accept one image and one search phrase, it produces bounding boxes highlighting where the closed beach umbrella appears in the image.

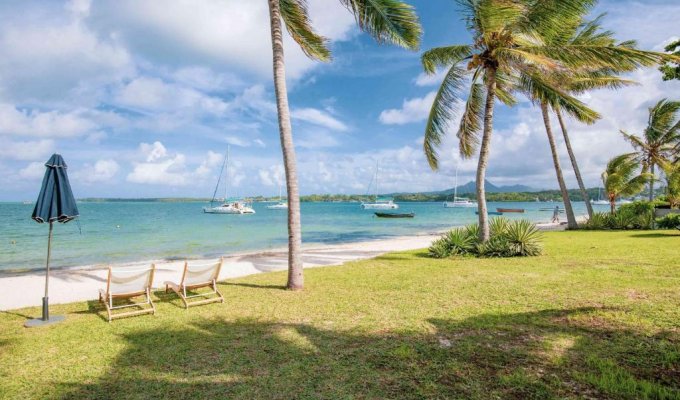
[25,154,79,328]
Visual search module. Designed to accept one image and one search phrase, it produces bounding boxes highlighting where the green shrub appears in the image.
[582,201,655,230]
[429,218,542,258]
[656,213,680,229]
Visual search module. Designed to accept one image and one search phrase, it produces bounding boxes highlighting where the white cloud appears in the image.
[77,159,120,183]
[18,162,46,180]
[379,92,436,125]
[291,108,348,131]
[258,164,285,187]
[0,139,54,161]
[127,142,228,187]
[414,70,447,87]
[0,104,95,138]
[0,3,132,104]
[114,77,228,115]
[85,0,356,80]
[140,141,168,162]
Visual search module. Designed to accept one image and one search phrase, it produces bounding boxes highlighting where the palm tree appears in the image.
[601,153,652,213]
[661,160,680,208]
[420,0,612,241]
[267,0,421,290]
[621,99,680,202]
[518,15,670,228]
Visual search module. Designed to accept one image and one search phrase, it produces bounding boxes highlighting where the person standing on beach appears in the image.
[552,205,560,223]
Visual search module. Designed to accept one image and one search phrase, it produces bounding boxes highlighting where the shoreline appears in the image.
[0,220,571,311]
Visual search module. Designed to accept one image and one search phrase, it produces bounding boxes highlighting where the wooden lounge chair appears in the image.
[98,265,156,322]
[164,258,224,309]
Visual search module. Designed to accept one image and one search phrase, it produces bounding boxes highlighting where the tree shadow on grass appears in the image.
[60,307,680,399]
[221,282,287,291]
[630,232,680,238]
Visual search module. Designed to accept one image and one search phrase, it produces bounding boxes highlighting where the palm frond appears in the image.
[457,69,485,157]
[522,0,596,44]
[339,0,422,50]
[421,45,472,74]
[423,66,467,169]
[280,0,331,61]
[518,70,600,124]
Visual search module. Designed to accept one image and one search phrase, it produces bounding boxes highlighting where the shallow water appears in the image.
[0,201,604,271]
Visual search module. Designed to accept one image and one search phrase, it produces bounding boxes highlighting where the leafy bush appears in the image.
[656,213,680,229]
[582,201,655,230]
[429,218,543,258]
[582,212,613,230]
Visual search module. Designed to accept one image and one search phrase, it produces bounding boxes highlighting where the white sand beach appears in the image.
[0,221,571,311]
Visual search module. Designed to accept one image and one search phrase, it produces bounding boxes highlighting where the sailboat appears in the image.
[203,147,255,214]
[591,188,609,205]
[361,161,399,210]
[267,184,288,209]
[443,165,477,208]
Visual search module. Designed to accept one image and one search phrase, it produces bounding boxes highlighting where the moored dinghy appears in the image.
[375,212,415,218]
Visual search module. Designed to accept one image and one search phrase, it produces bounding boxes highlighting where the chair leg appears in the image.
[213,281,224,303]
[147,289,156,316]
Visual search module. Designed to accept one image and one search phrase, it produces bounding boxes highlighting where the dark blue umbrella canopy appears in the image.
[32,154,79,224]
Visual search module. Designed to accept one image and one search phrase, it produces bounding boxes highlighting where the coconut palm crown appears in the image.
[268,0,421,289]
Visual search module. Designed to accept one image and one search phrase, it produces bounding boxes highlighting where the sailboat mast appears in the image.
[224,145,230,202]
[375,160,379,201]
[454,165,459,200]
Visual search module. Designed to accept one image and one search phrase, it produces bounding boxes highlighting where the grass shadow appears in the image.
[630,232,679,238]
[221,282,287,291]
[59,306,680,399]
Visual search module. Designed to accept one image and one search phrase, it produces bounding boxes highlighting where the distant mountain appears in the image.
[435,180,537,195]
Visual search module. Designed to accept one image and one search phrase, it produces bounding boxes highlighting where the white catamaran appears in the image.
[361,161,399,210]
[203,147,255,214]
[443,165,477,208]
[267,184,288,210]
[591,188,609,205]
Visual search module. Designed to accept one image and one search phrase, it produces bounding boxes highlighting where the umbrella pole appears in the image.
[42,221,53,321]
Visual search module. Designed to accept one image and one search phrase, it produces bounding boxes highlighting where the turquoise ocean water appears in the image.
[0,201,603,272]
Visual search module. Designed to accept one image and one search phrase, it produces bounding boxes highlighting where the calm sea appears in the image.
[0,201,602,272]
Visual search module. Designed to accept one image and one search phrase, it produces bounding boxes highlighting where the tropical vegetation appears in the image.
[429,218,542,258]
[581,201,656,230]
[266,0,421,289]
[621,98,680,201]
[656,213,680,229]
[601,153,652,213]
[420,0,673,238]
[659,38,680,81]
[2,230,679,399]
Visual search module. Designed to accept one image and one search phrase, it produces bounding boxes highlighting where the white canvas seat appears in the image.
[98,265,156,322]
[164,258,224,309]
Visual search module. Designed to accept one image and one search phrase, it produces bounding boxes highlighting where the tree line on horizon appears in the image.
[262,0,679,290]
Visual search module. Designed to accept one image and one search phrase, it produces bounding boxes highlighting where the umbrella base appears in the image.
[24,315,65,328]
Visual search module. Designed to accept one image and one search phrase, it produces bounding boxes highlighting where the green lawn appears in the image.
[1,230,679,399]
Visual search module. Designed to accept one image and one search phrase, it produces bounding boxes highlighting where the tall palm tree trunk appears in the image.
[649,162,655,201]
[541,103,578,229]
[476,69,496,242]
[268,0,303,290]
[556,109,593,218]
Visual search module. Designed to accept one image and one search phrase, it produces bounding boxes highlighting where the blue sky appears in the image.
[1,0,679,200]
